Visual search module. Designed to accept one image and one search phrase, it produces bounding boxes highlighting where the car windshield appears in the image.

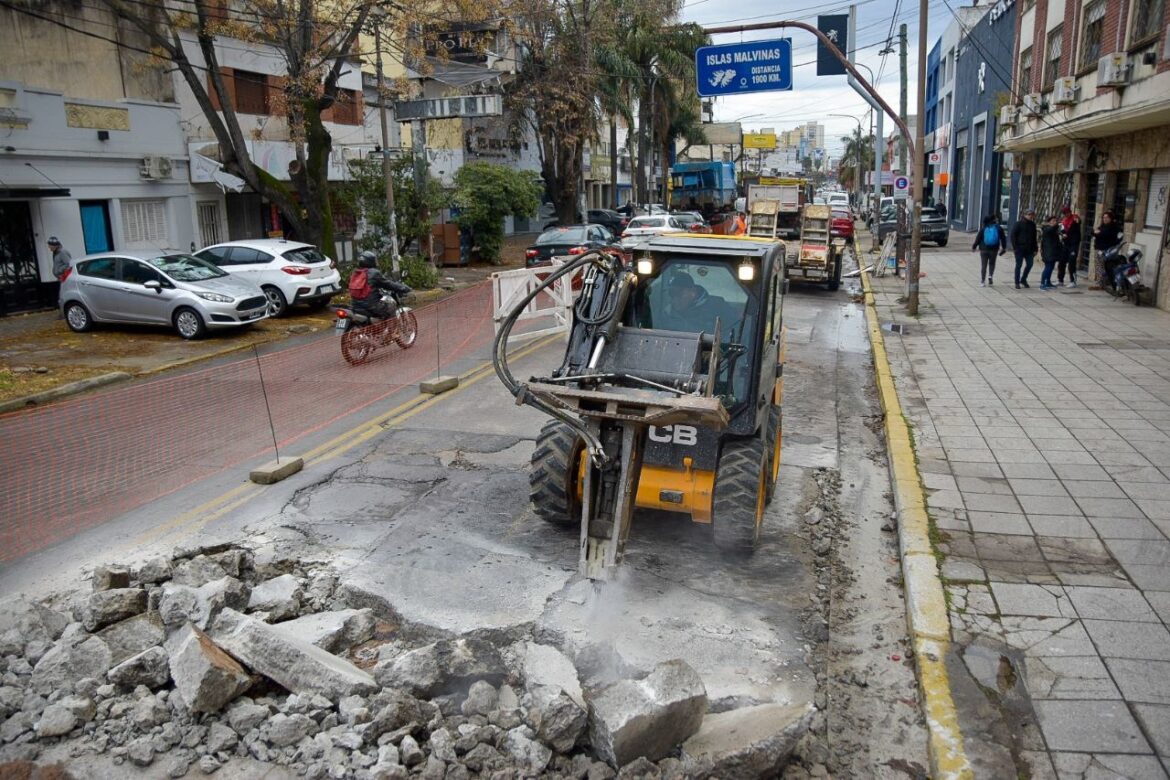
[832,210,851,220]
[282,246,328,264]
[672,214,700,226]
[151,254,228,281]
[537,227,588,244]
[629,217,665,229]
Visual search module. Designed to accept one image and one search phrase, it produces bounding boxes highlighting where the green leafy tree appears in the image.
[838,131,875,195]
[337,153,449,258]
[451,162,543,263]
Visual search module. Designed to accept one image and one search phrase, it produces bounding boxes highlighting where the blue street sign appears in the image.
[695,39,793,97]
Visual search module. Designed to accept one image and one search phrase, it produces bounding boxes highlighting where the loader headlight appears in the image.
[737,259,755,282]
[636,257,654,276]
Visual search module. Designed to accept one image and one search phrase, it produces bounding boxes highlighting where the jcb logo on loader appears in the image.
[648,425,698,446]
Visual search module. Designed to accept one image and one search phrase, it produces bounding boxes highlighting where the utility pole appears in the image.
[374,24,400,275]
[907,0,928,315]
[898,23,908,174]
[411,119,433,268]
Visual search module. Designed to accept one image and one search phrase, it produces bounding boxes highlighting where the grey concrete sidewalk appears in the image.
[870,238,1170,778]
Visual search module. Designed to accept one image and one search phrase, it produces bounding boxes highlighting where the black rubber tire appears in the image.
[712,435,768,552]
[937,238,948,247]
[765,403,781,505]
[63,302,93,333]
[393,311,419,349]
[826,254,842,291]
[340,327,375,365]
[530,420,585,527]
[173,307,207,340]
[263,286,288,318]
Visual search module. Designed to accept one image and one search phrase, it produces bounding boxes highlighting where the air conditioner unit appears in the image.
[140,155,173,180]
[1021,93,1045,116]
[1067,141,1089,172]
[1098,52,1130,86]
[999,105,1019,126]
[1052,77,1080,105]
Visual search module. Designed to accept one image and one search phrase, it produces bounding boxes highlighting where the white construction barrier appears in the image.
[491,258,580,343]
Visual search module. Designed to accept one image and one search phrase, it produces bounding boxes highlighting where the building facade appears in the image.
[1003,0,1170,307]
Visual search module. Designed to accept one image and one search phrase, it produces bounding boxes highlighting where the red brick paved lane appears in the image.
[0,283,496,562]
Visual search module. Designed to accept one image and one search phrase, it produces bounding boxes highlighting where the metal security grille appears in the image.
[1020,176,1033,213]
[197,201,222,248]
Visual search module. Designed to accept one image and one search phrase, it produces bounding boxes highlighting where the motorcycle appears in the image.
[1101,245,1147,305]
[334,290,418,365]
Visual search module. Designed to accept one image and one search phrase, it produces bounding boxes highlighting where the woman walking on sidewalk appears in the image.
[972,214,1006,287]
[1039,215,1062,290]
[1010,209,1039,288]
[1058,206,1081,287]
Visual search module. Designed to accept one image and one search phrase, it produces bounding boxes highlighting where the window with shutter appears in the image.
[1080,0,1105,71]
[1146,169,1169,229]
[1043,27,1063,90]
[122,200,169,246]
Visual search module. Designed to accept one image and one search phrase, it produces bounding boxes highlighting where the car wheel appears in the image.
[64,302,93,333]
[263,286,288,317]
[173,307,207,340]
[936,238,948,247]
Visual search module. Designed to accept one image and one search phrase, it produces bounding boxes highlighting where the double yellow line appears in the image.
[130,334,559,549]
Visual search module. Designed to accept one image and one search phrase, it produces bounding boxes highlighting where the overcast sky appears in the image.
[679,0,964,155]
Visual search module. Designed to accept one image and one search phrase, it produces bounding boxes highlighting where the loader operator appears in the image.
[658,271,740,335]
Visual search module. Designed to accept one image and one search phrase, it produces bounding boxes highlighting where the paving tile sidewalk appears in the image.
[870,238,1170,778]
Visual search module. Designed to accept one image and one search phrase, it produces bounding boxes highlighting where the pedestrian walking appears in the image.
[971,214,1006,287]
[1092,210,1124,287]
[1058,206,1081,287]
[1010,210,1039,288]
[48,236,72,281]
[1039,215,1062,290]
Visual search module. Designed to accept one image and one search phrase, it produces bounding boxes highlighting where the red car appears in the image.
[830,208,855,240]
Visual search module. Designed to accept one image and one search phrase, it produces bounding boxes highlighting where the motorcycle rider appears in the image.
[350,251,412,319]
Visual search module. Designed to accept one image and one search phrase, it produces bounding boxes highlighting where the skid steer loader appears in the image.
[493,234,787,579]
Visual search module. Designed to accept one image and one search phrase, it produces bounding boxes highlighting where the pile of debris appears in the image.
[0,543,775,779]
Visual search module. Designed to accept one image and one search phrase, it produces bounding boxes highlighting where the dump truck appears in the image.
[667,162,738,213]
[493,234,787,579]
[746,178,808,239]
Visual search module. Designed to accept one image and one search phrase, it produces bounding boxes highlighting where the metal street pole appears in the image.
[374,25,401,275]
[907,0,928,315]
[829,113,862,197]
[646,60,659,210]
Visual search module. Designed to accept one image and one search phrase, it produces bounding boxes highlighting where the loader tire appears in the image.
[530,420,585,527]
[765,403,782,505]
[712,435,768,553]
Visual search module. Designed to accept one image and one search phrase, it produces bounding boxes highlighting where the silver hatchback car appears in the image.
[60,251,270,339]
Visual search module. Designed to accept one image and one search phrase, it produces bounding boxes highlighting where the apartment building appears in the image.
[1003,0,1170,306]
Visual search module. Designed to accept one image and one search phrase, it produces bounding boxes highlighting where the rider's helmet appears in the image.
[358,251,378,268]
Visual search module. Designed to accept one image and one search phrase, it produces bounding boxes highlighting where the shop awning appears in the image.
[0,187,71,198]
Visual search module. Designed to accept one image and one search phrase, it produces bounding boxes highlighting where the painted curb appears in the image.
[0,371,132,415]
[859,268,973,779]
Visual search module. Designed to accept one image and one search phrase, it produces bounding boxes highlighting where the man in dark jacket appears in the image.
[1010,210,1039,288]
[1058,206,1081,287]
[1093,211,1125,289]
[1039,215,1063,290]
[971,214,1007,287]
[351,251,411,319]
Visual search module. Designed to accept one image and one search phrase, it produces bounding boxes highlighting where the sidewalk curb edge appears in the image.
[0,372,133,415]
[860,268,973,779]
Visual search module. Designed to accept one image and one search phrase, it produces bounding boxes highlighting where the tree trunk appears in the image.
[609,115,618,209]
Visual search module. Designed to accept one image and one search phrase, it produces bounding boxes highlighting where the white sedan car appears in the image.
[620,215,686,248]
[194,239,341,317]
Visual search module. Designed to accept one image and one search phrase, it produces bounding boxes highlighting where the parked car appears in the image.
[525,224,617,267]
[60,251,269,340]
[669,211,711,233]
[827,192,850,211]
[587,209,628,234]
[620,215,686,247]
[867,196,894,228]
[876,204,949,246]
[194,239,341,317]
[830,208,855,240]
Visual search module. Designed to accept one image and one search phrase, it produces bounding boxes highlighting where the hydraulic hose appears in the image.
[492,251,612,465]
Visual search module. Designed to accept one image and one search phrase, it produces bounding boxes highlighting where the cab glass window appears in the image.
[120,260,163,286]
[226,247,274,264]
[76,258,117,280]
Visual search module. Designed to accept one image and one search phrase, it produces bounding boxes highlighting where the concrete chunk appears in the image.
[271,608,375,654]
[92,565,131,591]
[167,623,253,714]
[521,641,585,707]
[419,376,459,395]
[681,702,811,779]
[135,556,174,584]
[108,646,171,689]
[30,635,112,695]
[171,555,229,588]
[374,637,507,698]
[159,577,250,630]
[207,608,376,701]
[81,588,147,632]
[97,611,165,666]
[530,685,587,754]
[247,574,302,622]
[0,599,69,647]
[586,659,707,768]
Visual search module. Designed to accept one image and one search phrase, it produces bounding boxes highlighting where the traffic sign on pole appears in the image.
[893,174,910,201]
[695,39,793,97]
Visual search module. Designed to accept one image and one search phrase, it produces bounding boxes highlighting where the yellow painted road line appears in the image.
[860,269,972,779]
[130,334,560,549]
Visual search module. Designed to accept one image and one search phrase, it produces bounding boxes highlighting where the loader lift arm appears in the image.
[493,252,729,579]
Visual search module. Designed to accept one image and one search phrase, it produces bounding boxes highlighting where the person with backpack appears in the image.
[1009,209,1039,289]
[348,251,411,319]
[972,214,1006,287]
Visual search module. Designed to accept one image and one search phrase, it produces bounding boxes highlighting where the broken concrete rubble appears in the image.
[682,702,812,778]
[91,565,131,591]
[586,659,708,768]
[271,608,374,654]
[96,611,165,666]
[80,588,147,632]
[207,608,376,700]
[247,573,302,622]
[107,645,171,689]
[167,623,253,714]
[374,637,507,698]
[30,634,112,695]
